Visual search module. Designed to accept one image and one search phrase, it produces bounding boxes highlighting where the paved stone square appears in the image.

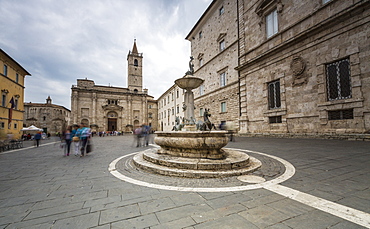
[0,135,369,228]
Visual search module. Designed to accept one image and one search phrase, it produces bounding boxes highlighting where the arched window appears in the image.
[134,59,138,67]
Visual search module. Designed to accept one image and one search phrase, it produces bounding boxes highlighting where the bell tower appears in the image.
[127,39,143,92]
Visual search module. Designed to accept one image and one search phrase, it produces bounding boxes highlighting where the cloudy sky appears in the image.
[0,0,212,109]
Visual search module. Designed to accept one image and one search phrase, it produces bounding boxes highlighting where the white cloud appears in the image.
[0,0,212,108]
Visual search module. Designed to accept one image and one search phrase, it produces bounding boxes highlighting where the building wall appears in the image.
[0,49,30,139]
[237,0,370,134]
[186,0,240,129]
[24,97,71,135]
[157,85,185,131]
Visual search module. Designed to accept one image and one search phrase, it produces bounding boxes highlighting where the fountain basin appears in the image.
[175,77,204,90]
[154,131,228,159]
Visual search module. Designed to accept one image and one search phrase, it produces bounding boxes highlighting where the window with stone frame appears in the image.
[199,84,204,96]
[1,93,6,107]
[220,72,227,87]
[268,80,281,109]
[0,122,4,129]
[219,6,224,16]
[221,102,227,113]
[3,64,7,76]
[219,40,225,52]
[200,108,204,117]
[199,58,203,67]
[266,9,278,38]
[328,109,353,120]
[326,58,351,101]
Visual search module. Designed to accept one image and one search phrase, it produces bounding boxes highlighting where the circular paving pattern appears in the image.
[108,147,296,192]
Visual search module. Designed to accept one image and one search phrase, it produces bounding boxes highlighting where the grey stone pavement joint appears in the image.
[0,135,369,228]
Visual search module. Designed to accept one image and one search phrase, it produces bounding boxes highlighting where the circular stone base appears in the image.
[133,148,262,178]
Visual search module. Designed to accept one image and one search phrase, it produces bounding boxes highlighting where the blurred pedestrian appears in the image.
[34,131,42,147]
[77,123,91,157]
[71,125,80,156]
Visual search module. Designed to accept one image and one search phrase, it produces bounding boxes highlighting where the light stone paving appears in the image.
[0,135,369,228]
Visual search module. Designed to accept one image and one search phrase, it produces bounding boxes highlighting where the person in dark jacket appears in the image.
[34,132,42,147]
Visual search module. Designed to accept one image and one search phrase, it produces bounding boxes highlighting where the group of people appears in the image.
[134,123,152,147]
[61,123,92,157]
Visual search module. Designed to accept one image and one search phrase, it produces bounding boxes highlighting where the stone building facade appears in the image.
[24,96,71,135]
[157,85,185,131]
[0,49,31,139]
[237,0,370,135]
[70,41,158,133]
[183,0,369,137]
[186,0,240,129]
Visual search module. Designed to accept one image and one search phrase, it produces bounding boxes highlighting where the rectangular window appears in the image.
[219,6,224,16]
[221,102,227,113]
[266,9,278,38]
[176,90,179,98]
[328,109,353,120]
[14,99,18,110]
[200,108,204,117]
[172,108,174,115]
[3,65,8,76]
[177,105,179,114]
[326,58,351,101]
[220,72,226,87]
[0,122,4,129]
[16,73,19,83]
[268,80,281,109]
[199,58,203,67]
[2,94,6,107]
[14,123,17,129]
[269,116,282,123]
[199,85,204,95]
[219,40,225,52]
[199,31,202,39]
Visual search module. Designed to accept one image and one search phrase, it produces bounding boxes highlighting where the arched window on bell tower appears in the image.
[134,59,138,67]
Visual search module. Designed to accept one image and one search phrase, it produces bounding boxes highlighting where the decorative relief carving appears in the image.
[291,56,308,87]
[291,56,306,76]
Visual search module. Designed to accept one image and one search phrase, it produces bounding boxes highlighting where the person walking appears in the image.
[71,125,80,156]
[63,126,72,156]
[77,123,91,157]
[34,132,42,147]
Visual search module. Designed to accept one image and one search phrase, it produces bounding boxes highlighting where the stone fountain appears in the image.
[133,57,261,178]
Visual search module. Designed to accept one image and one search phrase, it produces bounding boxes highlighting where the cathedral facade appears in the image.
[70,41,158,133]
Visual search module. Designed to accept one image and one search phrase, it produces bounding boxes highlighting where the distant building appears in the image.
[157,85,185,131]
[24,96,71,135]
[70,41,158,133]
[0,49,31,139]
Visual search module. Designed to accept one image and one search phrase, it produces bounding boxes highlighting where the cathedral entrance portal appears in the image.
[108,118,117,131]
[107,111,118,131]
